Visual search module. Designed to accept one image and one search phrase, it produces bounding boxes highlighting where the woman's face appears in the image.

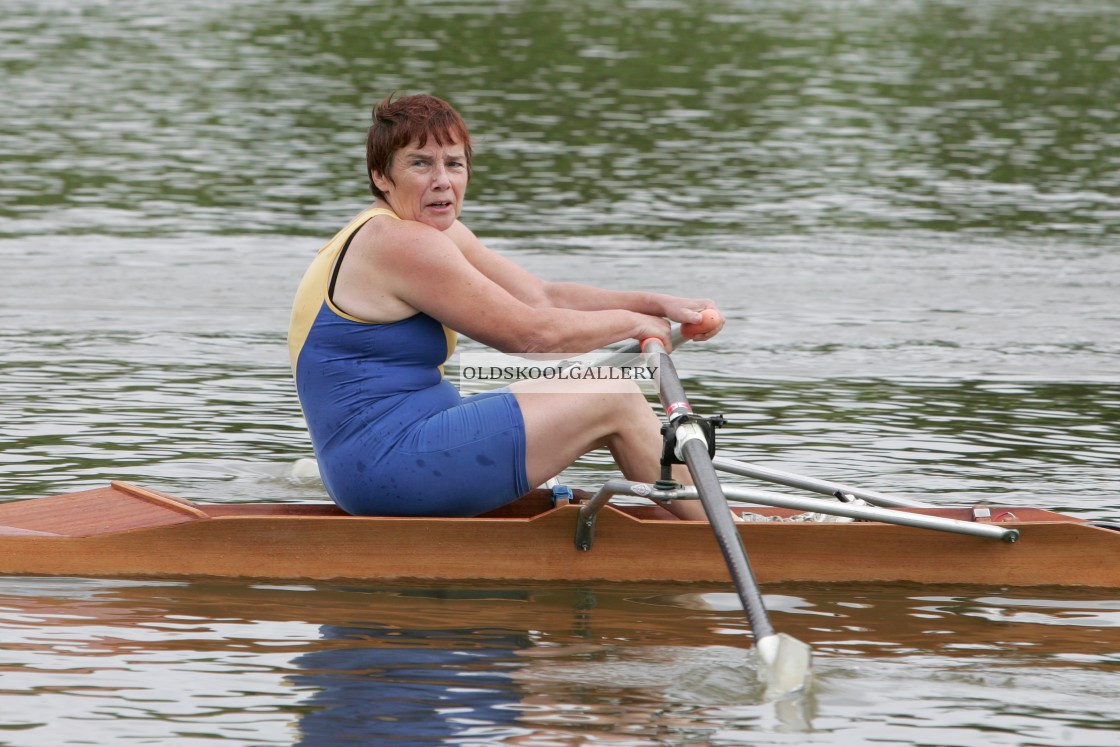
[372,138,469,231]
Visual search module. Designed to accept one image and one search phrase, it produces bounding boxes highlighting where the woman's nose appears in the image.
[431,163,451,188]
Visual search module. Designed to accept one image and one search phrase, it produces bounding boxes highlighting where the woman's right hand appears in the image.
[629,313,673,351]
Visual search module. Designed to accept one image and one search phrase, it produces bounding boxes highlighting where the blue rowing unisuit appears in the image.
[287,207,529,516]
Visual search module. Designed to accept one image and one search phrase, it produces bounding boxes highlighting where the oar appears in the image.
[644,310,812,697]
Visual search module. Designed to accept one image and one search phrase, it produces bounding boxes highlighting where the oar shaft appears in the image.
[644,339,777,642]
[636,313,812,697]
[680,438,776,640]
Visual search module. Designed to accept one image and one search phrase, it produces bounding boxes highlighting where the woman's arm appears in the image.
[447,221,724,340]
[539,283,721,333]
[348,219,673,354]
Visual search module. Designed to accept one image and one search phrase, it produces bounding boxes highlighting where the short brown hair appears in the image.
[366,93,473,198]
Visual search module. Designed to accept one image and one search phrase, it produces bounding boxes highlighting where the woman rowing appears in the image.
[288,93,723,518]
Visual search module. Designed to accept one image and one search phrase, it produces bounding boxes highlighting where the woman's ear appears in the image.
[371,169,393,194]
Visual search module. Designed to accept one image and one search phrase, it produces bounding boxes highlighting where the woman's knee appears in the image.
[601,378,654,416]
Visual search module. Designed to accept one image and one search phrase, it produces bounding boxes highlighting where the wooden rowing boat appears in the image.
[1,481,1117,588]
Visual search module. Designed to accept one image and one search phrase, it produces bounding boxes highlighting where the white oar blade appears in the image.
[756,633,812,698]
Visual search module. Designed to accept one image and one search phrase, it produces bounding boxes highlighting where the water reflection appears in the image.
[3,578,1117,745]
[0,579,779,745]
[291,624,530,746]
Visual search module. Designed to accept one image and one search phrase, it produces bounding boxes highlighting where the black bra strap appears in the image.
[327,231,359,303]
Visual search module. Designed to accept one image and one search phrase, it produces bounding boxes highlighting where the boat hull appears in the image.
[1,482,1117,588]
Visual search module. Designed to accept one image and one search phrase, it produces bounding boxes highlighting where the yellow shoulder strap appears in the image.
[288,207,400,372]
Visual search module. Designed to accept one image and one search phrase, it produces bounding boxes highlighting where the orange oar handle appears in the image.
[640,309,721,353]
[680,308,720,340]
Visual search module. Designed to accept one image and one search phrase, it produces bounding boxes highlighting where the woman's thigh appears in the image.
[510,376,661,486]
